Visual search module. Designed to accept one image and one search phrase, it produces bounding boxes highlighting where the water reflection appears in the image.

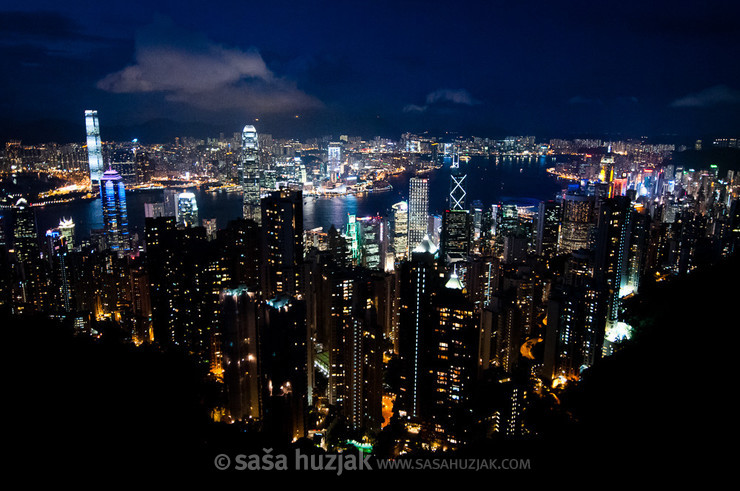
[15,155,564,240]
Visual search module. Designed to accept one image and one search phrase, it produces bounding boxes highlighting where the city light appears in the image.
[2,4,738,474]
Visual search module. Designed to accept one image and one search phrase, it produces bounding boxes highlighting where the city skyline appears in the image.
[2,0,739,479]
[1,0,739,144]
[2,111,738,477]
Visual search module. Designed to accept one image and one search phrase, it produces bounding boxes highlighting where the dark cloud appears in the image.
[425,89,481,106]
[403,89,481,113]
[670,85,740,108]
[0,10,84,40]
[2,1,739,138]
[97,18,322,115]
[0,10,115,58]
[402,104,427,113]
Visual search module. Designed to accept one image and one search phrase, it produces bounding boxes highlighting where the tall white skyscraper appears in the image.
[408,177,429,252]
[241,125,261,224]
[449,147,467,210]
[176,192,199,228]
[85,110,104,185]
[392,201,408,261]
[327,142,342,180]
[58,218,75,249]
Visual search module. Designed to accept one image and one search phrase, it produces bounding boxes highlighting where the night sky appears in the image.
[1,0,739,141]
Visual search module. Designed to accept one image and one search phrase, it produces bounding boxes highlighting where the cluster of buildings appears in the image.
[1,112,739,453]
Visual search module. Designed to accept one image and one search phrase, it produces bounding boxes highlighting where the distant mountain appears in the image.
[0,118,234,145]
[0,118,85,145]
[672,147,740,173]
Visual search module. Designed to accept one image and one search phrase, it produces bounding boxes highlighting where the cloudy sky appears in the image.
[1,0,739,140]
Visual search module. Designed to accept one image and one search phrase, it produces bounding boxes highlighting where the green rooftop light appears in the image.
[345,440,373,453]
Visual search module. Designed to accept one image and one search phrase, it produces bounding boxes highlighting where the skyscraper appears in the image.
[261,189,304,298]
[544,251,606,380]
[45,227,72,312]
[84,110,104,185]
[58,218,75,250]
[599,146,616,197]
[559,191,595,254]
[144,202,165,219]
[324,268,384,432]
[13,198,39,263]
[471,200,483,240]
[176,192,199,228]
[220,286,262,422]
[441,209,472,260]
[358,216,388,271]
[100,169,130,256]
[241,125,261,224]
[398,236,438,419]
[408,177,429,252]
[536,200,560,258]
[327,142,342,180]
[163,189,178,217]
[594,196,633,353]
[391,201,408,261]
[427,270,478,446]
[261,296,309,440]
[134,148,152,184]
[13,198,48,310]
[449,150,467,210]
[346,215,361,265]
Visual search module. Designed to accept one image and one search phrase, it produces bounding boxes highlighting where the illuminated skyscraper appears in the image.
[449,150,467,210]
[358,216,388,271]
[100,169,130,256]
[441,209,472,260]
[45,227,72,312]
[261,189,303,298]
[220,286,262,421]
[544,251,606,380]
[559,191,595,254]
[594,196,633,354]
[324,268,384,432]
[428,270,478,446]
[241,125,261,224]
[58,218,75,249]
[84,110,104,185]
[176,192,199,228]
[497,203,520,237]
[391,201,408,261]
[398,236,438,419]
[536,200,560,258]
[261,169,278,195]
[134,148,152,184]
[13,198,38,263]
[599,145,616,197]
[13,199,48,310]
[346,215,361,264]
[471,200,483,240]
[408,177,429,251]
[327,142,342,180]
